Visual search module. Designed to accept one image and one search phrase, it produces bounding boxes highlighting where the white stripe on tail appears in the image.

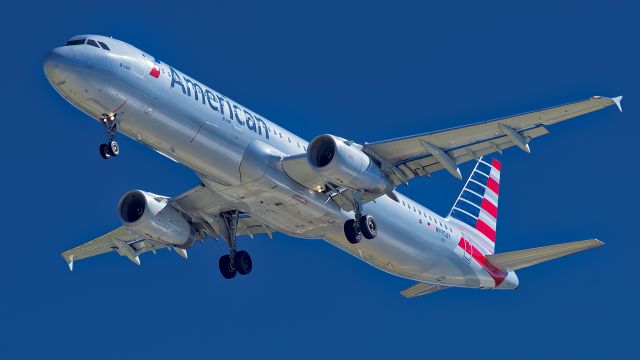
[448,157,501,254]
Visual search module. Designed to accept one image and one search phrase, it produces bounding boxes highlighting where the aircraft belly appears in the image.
[113,85,246,187]
[317,196,493,288]
[104,79,496,288]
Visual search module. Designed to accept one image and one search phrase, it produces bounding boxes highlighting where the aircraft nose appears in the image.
[43,47,74,82]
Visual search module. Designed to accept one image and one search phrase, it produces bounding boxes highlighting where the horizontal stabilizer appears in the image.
[401,282,448,298]
[486,239,603,271]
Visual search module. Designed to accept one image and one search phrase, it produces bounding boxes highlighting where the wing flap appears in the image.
[400,282,449,298]
[486,239,604,271]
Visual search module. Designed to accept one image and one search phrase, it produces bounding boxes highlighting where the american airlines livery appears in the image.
[44,35,622,298]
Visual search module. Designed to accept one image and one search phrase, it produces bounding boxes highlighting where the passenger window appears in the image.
[86,39,100,48]
[98,41,110,51]
[279,132,283,139]
[303,146,307,151]
[288,137,291,143]
[65,39,85,46]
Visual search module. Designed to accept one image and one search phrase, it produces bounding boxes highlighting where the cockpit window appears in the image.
[65,39,86,46]
[86,39,100,48]
[98,41,110,51]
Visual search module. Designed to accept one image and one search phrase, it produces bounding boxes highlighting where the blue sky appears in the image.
[1,1,637,358]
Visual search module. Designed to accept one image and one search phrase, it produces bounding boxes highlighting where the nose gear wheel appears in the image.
[98,113,119,159]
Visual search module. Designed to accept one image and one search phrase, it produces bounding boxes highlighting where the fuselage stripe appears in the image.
[458,237,506,286]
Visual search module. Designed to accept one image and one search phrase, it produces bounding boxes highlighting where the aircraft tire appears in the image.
[359,214,377,240]
[344,219,362,244]
[107,141,120,157]
[219,254,237,279]
[99,144,110,159]
[235,250,253,275]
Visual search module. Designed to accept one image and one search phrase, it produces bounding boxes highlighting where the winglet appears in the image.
[66,256,74,271]
[611,96,623,112]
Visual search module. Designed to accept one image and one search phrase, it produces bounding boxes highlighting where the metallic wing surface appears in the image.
[283,96,622,197]
[62,184,273,269]
[364,96,622,181]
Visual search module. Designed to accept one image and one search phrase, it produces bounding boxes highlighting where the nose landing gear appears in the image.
[98,113,119,159]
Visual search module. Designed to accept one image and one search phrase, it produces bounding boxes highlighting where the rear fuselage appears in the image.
[43,35,517,289]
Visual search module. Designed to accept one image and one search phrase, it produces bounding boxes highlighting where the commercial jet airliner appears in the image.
[44,35,622,297]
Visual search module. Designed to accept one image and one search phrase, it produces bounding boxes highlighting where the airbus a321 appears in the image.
[44,35,622,297]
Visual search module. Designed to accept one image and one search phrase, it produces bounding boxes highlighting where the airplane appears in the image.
[43,34,622,298]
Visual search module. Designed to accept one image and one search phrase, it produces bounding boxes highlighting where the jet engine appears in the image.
[307,134,392,194]
[118,190,196,248]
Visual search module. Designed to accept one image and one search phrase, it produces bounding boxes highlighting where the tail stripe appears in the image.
[458,197,482,211]
[483,188,498,207]
[476,220,497,241]
[481,198,498,218]
[478,210,496,229]
[458,237,506,286]
[486,177,500,195]
[449,157,502,253]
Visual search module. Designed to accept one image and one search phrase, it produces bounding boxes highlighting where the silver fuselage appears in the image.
[44,35,517,290]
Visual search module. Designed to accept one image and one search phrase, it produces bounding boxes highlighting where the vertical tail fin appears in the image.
[449,157,501,254]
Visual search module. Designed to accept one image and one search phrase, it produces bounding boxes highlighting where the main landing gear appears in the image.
[343,192,377,244]
[218,210,253,279]
[99,113,120,160]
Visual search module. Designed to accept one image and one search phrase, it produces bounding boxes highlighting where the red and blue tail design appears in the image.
[449,157,501,254]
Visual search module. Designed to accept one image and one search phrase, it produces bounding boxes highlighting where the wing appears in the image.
[61,227,169,269]
[364,96,622,182]
[61,184,274,269]
[283,96,621,211]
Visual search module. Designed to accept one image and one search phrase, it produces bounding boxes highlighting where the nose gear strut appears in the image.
[99,113,119,159]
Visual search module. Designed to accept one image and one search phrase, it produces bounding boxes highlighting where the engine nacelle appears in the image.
[118,190,196,248]
[307,134,392,194]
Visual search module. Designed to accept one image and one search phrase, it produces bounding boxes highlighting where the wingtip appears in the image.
[592,95,623,112]
[63,255,74,271]
[611,96,623,112]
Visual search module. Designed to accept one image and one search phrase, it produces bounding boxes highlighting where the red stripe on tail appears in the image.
[486,177,500,195]
[458,237,506,286]
[492,159,501,171]
[475,219,496,242]
[481,198,498,218]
